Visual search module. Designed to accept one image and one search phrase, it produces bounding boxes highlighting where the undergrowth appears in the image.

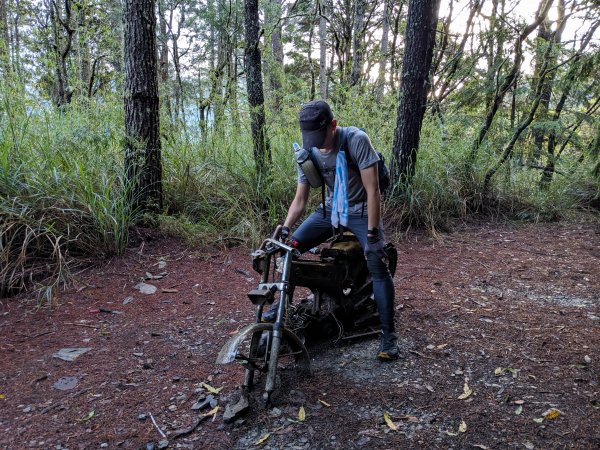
[1,85,598,300]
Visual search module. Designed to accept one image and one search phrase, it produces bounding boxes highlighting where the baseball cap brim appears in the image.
[301,126,328,150]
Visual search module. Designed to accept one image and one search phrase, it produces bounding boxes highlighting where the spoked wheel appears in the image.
[218,323,311,408]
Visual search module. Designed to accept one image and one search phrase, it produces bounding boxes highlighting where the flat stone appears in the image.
[223,391,249,424]
[191,395,214,411]
[135,283,157,295]
[52,376,79,391]
[157,440,169,450]
[53,348,91,362]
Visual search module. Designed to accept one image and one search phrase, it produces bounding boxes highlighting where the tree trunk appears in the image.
[76,1,91,97]
[531,0,565,162]
[157,0,171,120]
[244,0,270,181]
[468,0,554,165]
[50,0,75,107]
[483,37,554,197]
[349,0,365,87]
[390,0,441,188]
[308,12,315,100]
[318,0,328,99]
[375,0,390,99]
[266,0,284,112]
[0,0,10,73]
[123,0,162,212]
[389,1,404,91]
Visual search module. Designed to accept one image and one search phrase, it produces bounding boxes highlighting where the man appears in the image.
[281,100,398,361]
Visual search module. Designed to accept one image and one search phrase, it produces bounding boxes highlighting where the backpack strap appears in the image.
[309,146,328,219]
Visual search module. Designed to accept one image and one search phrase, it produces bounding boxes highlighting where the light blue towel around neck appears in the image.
[331,149,349,228]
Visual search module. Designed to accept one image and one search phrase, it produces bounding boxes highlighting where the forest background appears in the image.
[0,0,598,300]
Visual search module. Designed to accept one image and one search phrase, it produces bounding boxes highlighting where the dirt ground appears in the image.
[1,218,599,450]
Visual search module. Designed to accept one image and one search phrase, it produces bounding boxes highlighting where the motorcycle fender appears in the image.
[215,323,311,376]
[216,323,271,364]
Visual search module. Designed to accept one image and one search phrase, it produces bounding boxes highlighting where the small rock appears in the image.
[145,443,155,450]
[223,391,249,424]
[123,296,134,305]
[168,405,177,412]
[52,376,79,391]
[138,413,147,421]
[269,407,282,418]
[100,444,108,448]
[53,348,91,362]
[157,440,169,450]
[133,352,144,357]
[191,395,214,411]
[172,376,181,382]
[23,406,32,413]
[584,355,591,364]
[135,282,157,295]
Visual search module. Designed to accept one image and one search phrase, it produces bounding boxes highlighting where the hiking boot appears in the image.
[377,332,399,361]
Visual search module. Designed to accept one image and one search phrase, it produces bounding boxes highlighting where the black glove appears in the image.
[365,228,386,261]
[280,226,290,242]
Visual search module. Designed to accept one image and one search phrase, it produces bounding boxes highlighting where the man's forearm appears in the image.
[367,190,381,231]
[284,203,305,229]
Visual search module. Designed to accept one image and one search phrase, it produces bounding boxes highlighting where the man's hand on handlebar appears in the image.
[280,226,290,242]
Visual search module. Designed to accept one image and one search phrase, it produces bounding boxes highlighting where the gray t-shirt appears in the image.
[297,126,379,208]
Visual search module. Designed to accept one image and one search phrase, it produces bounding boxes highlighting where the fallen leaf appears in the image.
[515,405,523,415]
[399,415,419,423]
[533,417,544,424]
[514,400,525,405]
[457,382,473,400]
[0,394,5,399]
[494,367,503,376]
[298,406,306,422]
[458,420,467,433]
[202,383,223,394]
[79,410,95,422]
[506,367,519,378]
[383,411,398,431]
[254,433,270,445]
[161,288,179,293]
[203,406,219,418]
[542,408,561,420]
[318,399,331,407]
[472,445,490,450]
[437,343,448,349]
[445,430,458,436]
[425,384,434,393]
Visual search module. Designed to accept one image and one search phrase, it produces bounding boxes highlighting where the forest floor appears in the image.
[1,218,599,450]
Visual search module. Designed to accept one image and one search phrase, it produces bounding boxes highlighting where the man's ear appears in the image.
[330,119,337,131]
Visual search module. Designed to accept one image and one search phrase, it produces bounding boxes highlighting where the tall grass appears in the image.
[1,83,597,299]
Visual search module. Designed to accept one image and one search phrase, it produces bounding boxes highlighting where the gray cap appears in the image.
[298,100,333,149]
